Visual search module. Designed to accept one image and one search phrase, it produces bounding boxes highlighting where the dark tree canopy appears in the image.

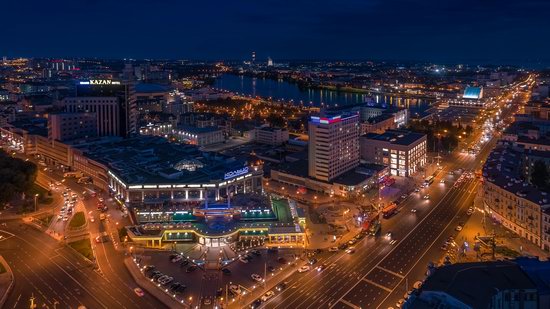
[0,150,37,204]
[531,160,549,190]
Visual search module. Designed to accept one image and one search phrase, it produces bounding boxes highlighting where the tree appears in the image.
[0,150,37,205]
[531,160,549,189]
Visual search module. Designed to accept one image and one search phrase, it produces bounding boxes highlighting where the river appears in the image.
[213,74,433,114]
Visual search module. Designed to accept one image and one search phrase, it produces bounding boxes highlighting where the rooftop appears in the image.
[363,129,426,146]
[75,135,250,185]
[482,142,550,206]
[420,260,536,309]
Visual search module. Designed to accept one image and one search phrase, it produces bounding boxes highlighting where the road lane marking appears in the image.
[375,266,404,279]
[340,299,361,309]
[362,279,392,293]
[374,180,480,309]
[330,180,472,308]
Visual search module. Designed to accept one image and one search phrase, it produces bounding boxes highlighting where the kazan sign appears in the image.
[224,167,249,180]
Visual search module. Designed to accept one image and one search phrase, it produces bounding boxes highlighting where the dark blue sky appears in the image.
[2,0,550,66]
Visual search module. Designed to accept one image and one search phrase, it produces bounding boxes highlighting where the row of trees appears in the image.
[408,120,474,153]
[0,150,37,205]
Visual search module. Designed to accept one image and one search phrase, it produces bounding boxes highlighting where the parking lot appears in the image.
[137,246,305,307]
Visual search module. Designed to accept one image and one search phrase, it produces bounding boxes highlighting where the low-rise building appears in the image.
[174,126,224,146]
[254,126,289,145]
[482,142,549,250]
[360,129,427,177]
[409,258,549,309]
[48,112,97,142]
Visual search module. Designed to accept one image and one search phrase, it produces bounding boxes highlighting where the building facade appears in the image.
[308,113,360,182]
[48,112,97,142]
[254,126,289,146]
[360,129,426,177]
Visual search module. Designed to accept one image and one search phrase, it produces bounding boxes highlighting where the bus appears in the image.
[382,203,398,219]
[424,175,435,186]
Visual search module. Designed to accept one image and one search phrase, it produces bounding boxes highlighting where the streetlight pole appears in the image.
[34,194,39,212]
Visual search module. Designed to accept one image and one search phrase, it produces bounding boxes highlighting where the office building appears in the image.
[48,112,97,142]
[308,112,360,182]
[254,126,289,145]
[63,77,137,138]
[360,129,426,176]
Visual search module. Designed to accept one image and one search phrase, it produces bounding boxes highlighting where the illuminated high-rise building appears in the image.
[308,112,360,182]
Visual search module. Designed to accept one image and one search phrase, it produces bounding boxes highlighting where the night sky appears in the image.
[2,0,549,66]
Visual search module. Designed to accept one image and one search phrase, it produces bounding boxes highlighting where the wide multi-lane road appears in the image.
[254,80,530,309]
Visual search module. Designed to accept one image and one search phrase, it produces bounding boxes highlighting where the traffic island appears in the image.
[0,255,15,308]
[68,238,94,261]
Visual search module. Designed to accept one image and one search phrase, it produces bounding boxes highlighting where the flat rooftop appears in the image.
[421,261,536,309]
[75,135,248,185]
[363,129,426,146]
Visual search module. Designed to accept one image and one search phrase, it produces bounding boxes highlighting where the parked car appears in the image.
[222,268,232,275]
[186,266,197,273]
[251,274,262,282]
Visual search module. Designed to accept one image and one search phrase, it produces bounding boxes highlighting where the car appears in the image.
[267,266,276,273]
[250,299,262,308]
[308,258,318,265]
[171,255,183,263]
[170,282,181,290]
[401,194,408,199]
[423,194,430,200]
[180,260,189,267]
[338,243,348,250]
[414,187,420,192]
[133,288,144,297]
[251,249,261,256]
[316,263,328,271]
[347,239,356,245]
[216,287,223,296]
[156,275,168,282]
[229,284,241,295]
[276,282,288,291]
[413,281,423,289]
[440,179,445,184]
[161,277,174,285]
[152,273,164,280]
[440,244,448,251]
[345,247,356,254]
[261,291,275,302]
[221,268,231,275]
[251,274,262,282]
[328,247,339,252]
[411,208,417,213]
[277,257,287,264]
[203,298,212,305]
[455,225,463,231]
[239,256,249,263]
[396,299,405,308]
[386,232,392,238]
[298,266,310,273]
[186,266,197,272]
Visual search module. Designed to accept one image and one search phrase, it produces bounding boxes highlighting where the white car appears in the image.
[134,288,144,297]
[251,274,262,282]
[229,284,241,295]
[328,247,339,252]
[239,256,249,263]
[297,266,310,273]
[260,291,275,302]
[411,209,417,213]
[345,247,355,254]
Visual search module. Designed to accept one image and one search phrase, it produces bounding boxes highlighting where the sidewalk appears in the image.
[0,255,15,308]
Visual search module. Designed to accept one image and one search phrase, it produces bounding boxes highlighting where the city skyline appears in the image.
[1,0,550,67]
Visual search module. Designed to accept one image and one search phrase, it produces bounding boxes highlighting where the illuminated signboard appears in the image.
[224,167,249,180]
[310,113,357,125]
[79,80,121,85]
